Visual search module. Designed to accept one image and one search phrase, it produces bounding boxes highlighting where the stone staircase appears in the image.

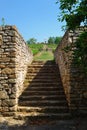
[17,60,70,122]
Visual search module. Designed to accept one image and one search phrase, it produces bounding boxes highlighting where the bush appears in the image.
[28,44,44,55]
[73,31,87,73]
[47,44,58,51]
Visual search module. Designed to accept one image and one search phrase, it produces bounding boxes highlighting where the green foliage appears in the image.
[55,36,62,44]
[47,43,58,51]
[73,31,87,73]
[28,43,58,55]
[28,43,44,55]
[48,37,55,44]
[1,17,5,26]
[57,0,87,74]
[34,51,54,61]
[27,38,37,44]
[48,36,62,44]
[57,0,87,29]
[63,31,87,73]
[63,45,72,53]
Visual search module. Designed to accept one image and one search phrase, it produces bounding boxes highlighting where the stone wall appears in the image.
[0,25,33,116]
[54,26,87,113]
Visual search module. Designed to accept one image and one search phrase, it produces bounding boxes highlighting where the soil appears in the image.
[0,116,87,130]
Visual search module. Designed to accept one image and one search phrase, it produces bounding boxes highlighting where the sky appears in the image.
[0,0,65,42]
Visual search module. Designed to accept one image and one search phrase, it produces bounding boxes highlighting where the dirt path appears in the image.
[34,50,54,61]
[34,51,42,60]
[0,117,87,130]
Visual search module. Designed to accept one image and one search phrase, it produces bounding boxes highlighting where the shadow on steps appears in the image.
[17,60,70,121]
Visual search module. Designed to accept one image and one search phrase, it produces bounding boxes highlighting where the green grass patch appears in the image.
[28,43,58,55]
[28,44,44,55]
[28,43,58,61]
[34,51,54,61]
[47,43,58,51]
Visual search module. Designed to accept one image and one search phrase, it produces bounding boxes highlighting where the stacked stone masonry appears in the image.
[54,26,87,113]
[0,25,33,116]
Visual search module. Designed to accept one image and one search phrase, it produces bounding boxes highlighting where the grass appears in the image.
[28,43,58,61]
[47,44,58,51]
[28,44,44,55]
[34,51,54,61]
[28,43,58,55]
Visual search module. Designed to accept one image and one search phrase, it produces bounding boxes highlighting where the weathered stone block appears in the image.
[0,84,3,89]
[54,26,87,112]
[1,68,14,74]
[83,92,87,98]
[8,79,16,83]
[9,106,16,111]
[12,37,18,43]
[2,99,16,107]
[11,25,17,31]
[0,35,2,46]
[2,107,9,112]
[0,31,4,35]
[0,91,9,99]
[8,74,16,78]
[9,99,16,107]
[0,100,1,106]
[0,25,33,116]
[10,94,16,99]
[11,87,16,94]
[2,58,10,62]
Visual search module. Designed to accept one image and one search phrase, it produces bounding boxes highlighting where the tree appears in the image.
[48,37,55,44]
[1,17,5,26]
[27,38,37,44]
[73,31,87,73]
[57,0,87,73]
[48,36,62,44]
[55,37,62,44]
[57,0,87,29]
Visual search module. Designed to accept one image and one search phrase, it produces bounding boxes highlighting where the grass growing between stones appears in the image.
[34,51,54,61]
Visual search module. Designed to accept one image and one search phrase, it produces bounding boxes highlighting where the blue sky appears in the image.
[0,0,65,42]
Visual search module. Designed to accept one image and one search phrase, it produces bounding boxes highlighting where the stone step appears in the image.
[27,68,58,72]
[25,76,60,83]
[15,112,71,120]
[32,60,56,65]
[21,89,64,92]
[26,74,60,77]
[26,73,60,77]
[25,87,64,91]
[18,60,70,120]
[28,66,59,69]
[25,82,63,89]
[21,90,65,96]
[28,65,58,67]
[27,70,58,74]
[24,83,62,87]
[27,78,60,82]
[28,63,57,66]
[19,95,66,101]
[18,106,69,113]
[26,73,61,77]
[28,68,58,71]
[19,100,67,106]
[32,61,46,64]
[25,81,60,84]
[28,67,58,71]
[26,74,60,78]
[26,81,60,85]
